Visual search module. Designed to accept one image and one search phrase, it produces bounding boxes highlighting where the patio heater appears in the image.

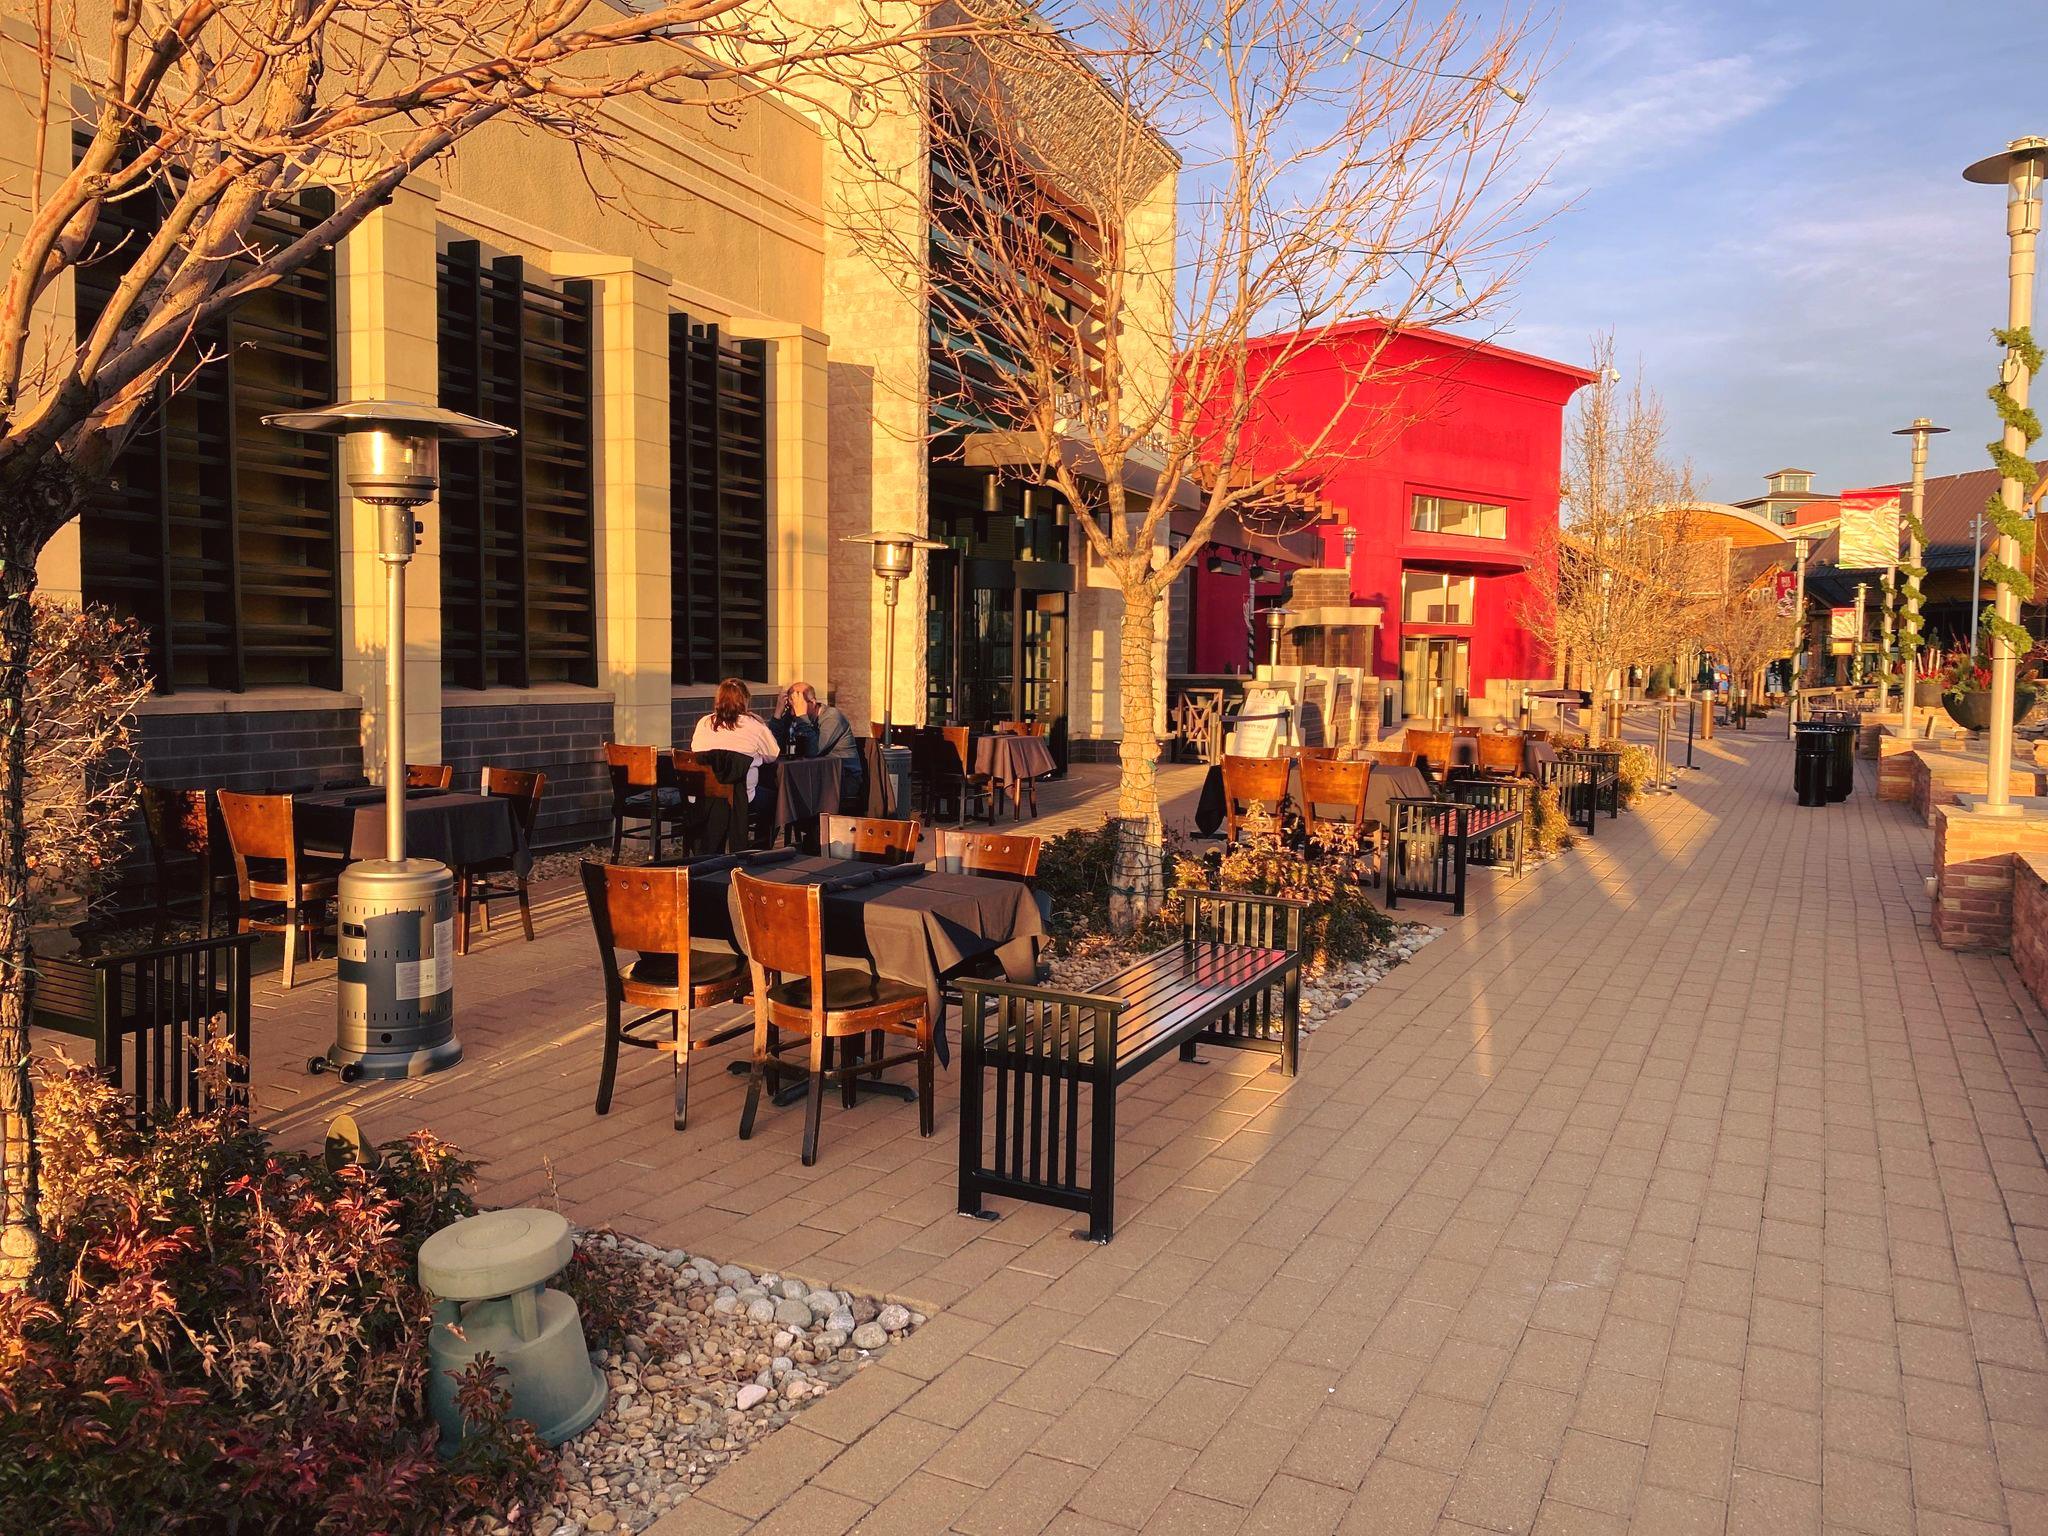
[845,528,945,814]
[1891,418,1948,741]
[265,401,515,1081]
[1963,135,2046,815]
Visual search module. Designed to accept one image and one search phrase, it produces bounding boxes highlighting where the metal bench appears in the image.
[1539,747,1621,835]
[956,890,1305,1241]
[1385,777,1529,915]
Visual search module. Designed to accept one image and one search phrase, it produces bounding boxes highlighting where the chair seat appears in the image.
[627,948,747,991]
[623,788,685,812]
[247,870,343,902]
[766,967,924,1016]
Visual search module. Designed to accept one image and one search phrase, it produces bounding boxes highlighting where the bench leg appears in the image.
[1085,1053,1116,1242]
[1281,971,1300,1076]
[957,995,987,1220]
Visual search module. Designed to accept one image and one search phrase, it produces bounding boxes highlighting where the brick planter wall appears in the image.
[1911,750,2046,825]
[1878,735,1917,803]
[443,693,615,847]
[1932,802,2048,952]
[2015,854,2048,1009]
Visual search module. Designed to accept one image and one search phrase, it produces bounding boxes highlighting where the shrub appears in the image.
[1192,830,1394,968]
[1034,819,1179,955]
[0,1050,557,1535]
[1615,743,1656,806]
[1527,782,1574,857]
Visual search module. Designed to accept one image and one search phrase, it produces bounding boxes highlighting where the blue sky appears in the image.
[1497,0,2048,501]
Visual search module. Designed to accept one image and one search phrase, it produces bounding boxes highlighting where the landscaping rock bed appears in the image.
[496,1235,923,1536]
[1048,921,1438,1034]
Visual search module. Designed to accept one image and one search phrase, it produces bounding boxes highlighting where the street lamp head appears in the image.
[844,528,945,581]
[1963,135,2047,191]
[1890,418,1950,437]
[265,400,513,507]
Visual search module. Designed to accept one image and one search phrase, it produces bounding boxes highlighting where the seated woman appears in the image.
[690,678,780,806]
[777,680,865,809]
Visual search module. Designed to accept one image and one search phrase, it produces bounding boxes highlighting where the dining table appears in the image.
[295,785,522,872]
[754,756,845,846]
[973,734,1056,804]
[682,851,1047,1070]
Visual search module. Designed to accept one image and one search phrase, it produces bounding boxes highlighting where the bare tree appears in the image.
[1524,338,1697,744]
[1699,574,1797,726]
[843,0,1544,927]
[0,0,1035,1289]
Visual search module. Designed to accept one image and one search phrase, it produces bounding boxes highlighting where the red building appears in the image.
[1182,321,1594,720]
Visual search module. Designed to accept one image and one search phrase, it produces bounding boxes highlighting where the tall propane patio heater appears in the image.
[265,401,516,1079]
[845,528,945,814]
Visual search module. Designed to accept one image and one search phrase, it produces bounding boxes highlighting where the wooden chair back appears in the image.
[1405,729,1453,768]
[480,766,547,839]
[141,785,212,862]
[1475,733,1525,775]
[580,860,686,967]
[732,870,824,991]
[1299,758,1371,836]
[935,829,1040,879]
[1452,725,1482,738]
[821,814,922,864]
[995,720,1047,737]
[216,790,300,889]
[1221,754,1292,837]
[604,742,662,792]
[1363,748,1418,767]
[407,763,454,790]
[939,725,978,775]
[1293,745,1338,762]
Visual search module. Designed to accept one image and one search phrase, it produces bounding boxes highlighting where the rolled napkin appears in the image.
[869,862,927,884]
[679,853,742,876]
[819,869,881,894]
[737,847,802,867]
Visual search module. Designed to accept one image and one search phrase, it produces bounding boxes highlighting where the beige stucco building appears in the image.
[12,19,1175,838]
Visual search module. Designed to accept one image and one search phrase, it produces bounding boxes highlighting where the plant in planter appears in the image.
[1938,645,2040,731]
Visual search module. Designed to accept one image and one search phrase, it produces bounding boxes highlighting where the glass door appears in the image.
[1400,636,1470,723]
[1018,589,1067,728]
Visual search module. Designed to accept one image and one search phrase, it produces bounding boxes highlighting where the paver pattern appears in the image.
[96,730,2048,1534]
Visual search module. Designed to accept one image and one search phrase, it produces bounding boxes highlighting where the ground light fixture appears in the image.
[263,400,516,1080]
[1891,418,1949,740]
[1962,135,2045,814]
[844,528,945,813]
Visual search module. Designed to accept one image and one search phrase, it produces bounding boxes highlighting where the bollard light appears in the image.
[265,401,515,1081]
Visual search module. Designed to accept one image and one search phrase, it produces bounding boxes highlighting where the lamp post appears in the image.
[1342,525,1357,586]
[1963,135,2045,814]
[1852,580,1868,690]
[263,401,514,1081]
[1892,417,1948,741]
[845,529,945,814]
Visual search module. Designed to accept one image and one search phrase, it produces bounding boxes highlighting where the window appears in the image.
[1401,571,1476,625]
[77,154,341,692]
[436,242,596,688]
[671,315,769,685]
[1411,494,1507,540]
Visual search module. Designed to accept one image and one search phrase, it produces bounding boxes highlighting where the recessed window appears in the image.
[1412,494,1507,540]
[1401,572,1476,625]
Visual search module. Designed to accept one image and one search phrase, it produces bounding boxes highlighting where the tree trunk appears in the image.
[0,517,43,1291]
[1109,578,1163,935]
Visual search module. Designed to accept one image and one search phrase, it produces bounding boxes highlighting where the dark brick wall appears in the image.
[136,705,364,792]
[443,695,615,847]
[671,692,715,748]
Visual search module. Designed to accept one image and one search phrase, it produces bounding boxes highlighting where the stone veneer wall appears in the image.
[1932,805,2048,952]
[442,694,615,846]
[2014,854,2048,1009]
[135,703,365,792]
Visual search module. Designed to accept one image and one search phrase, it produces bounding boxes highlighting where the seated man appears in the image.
[779,680,864,809]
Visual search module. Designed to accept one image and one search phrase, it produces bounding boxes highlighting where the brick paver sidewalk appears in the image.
[629,728,2048,1536]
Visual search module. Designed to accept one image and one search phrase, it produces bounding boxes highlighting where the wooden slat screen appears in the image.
[436,242,597,688]
[75,152,341,692]
[670,314,769,685]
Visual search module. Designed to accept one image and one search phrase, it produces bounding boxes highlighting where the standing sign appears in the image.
[1226,685,1294,757]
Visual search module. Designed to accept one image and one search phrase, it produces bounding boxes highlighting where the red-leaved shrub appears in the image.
[0,1050,558,1533]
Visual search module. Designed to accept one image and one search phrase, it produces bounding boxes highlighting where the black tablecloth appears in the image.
[692,855,1044,1024]
[974,735,1056,797]
[296,787,522,871]
[758,757,844,841]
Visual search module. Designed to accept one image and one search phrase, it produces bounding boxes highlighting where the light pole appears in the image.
[1853,580,1868,691]
[845,529,945,814]
[264,401,514,1081]
[1963,135,2045,815]
[1597,567,1613,743]
[1342,525,1357,586]
[1788,535,1810,738]
[1892,417,1948,740]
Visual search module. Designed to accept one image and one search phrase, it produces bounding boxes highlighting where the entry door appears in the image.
[1401,637,1470,722]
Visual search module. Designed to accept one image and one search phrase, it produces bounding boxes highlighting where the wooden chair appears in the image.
[1292,745,1338,762]
[732,870,934,1166]
[406,763,454,790]
[1363,748,1419,767]
[995,720,1047,737]
[924,726,993,825]
[1475,732,1526,776]
[1299,758,1375,850]
[820,813,923,865]
[673,749,747,855]
[1405,729,1454,774]
[140,785,231,942]
[216,791,343,988]
[453,768,546,954]
[579,862,749,1131]
[933,829,1040,880]
[1220,754,1292,840]
[605,743,687,861]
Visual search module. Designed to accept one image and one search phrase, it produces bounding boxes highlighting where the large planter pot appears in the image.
[1942,686,2038,732]
[1913,680,1944,707]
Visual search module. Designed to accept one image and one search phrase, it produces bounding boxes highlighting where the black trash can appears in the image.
[1794,724,1832,807]
[1827,723,1854,802]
